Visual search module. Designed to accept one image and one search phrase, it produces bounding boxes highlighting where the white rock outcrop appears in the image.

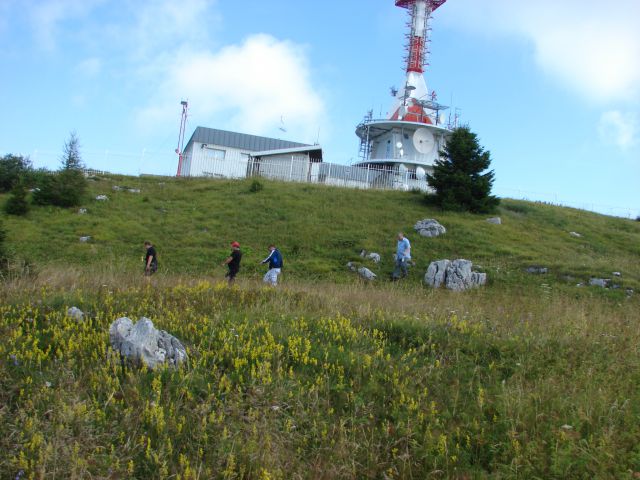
[414,219,446,238]
[67,306,84,321]
[357,267,377,281]
[109,317,188,369]
[424,259,486,291]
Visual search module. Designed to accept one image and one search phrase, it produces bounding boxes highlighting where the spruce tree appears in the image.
[426,126,499,213]
[4,181,30,216]
[33,132,87,207]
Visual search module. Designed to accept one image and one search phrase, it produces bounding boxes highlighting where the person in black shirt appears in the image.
[144,241,158,276]
[221,241,242,285]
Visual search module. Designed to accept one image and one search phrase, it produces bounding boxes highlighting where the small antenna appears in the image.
[278,116,287,133]
[175,100,188,177]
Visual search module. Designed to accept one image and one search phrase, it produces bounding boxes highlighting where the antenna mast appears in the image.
[175,100,188,177]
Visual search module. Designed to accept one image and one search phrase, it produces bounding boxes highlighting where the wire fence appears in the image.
[180,150,429,191]
[10,147,639,219]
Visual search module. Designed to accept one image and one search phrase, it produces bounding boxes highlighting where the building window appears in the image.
[205,147,226,160]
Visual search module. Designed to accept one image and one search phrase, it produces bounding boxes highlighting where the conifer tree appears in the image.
[426,126,499,213]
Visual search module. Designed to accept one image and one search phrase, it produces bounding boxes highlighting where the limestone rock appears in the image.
[67,306,84,321]
[95,195,109,201]
[112,185,122,191]
[424,259,450,288]
[366,252,381,263]
[79,236,91,243]
[128,188,141,193]
[486,217,502,225]
[78,208,87,214]
[414,219,446,238]
[346,262,357,272]
[589,278,609,288]
[109,317,188,369]
[526,266,548,274]
[425,259,486,291]
[569,231,582,238]
[613,272,622,277]
[357,267,377,281]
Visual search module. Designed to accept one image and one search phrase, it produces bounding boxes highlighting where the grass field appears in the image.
[1,176,639,478]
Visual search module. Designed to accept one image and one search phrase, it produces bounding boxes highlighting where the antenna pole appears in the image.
[175,100,188,177]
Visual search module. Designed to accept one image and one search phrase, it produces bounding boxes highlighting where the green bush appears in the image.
[427,126,500,213]
[249,178,264,193]
[0,154,31,192]
[32,133,87,208]
[0,220,7,273]
[4,182,30,216]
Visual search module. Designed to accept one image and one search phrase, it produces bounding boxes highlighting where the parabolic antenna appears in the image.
[413,128,435,154]
[416,166,426,180]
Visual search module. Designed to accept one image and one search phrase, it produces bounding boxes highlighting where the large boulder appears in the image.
[424,259,450,288]
[414,219,446,238]
[109,317,188,369]
[425,259,486,291]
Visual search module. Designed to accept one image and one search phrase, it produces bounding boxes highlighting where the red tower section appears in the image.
[395,0,447,75]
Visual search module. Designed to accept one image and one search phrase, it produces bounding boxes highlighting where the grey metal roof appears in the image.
[252,145,323,156]
[184,126,310,153]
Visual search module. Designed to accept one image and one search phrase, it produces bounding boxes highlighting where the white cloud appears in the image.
[136,34,327,145]
[126,0,218,58]
[26,0,104,50]
[598,111,638,149]
[442,0,640,102]
[75,57,102,77]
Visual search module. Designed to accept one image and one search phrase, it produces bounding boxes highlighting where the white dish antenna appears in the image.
[416,166,426,180]
[413,128,435,154]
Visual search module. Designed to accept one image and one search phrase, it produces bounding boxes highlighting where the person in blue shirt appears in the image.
[260,244,283,286]
[392,232,411,280]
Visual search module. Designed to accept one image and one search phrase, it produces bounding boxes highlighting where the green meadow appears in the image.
[1,175,639,478]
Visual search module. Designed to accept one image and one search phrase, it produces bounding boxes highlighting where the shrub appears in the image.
[249,178,264,193]
[32,133,87,208]
[0,220,7,273]
[0,154,31,192]
[426,126,499,213]
[4,182,30,216]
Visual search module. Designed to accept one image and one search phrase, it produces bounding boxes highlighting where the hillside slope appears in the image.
[2,174,639,291]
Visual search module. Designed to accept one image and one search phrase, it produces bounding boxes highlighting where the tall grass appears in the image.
[1,272,639,478]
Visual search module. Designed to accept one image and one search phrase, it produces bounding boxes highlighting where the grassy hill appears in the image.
[1,175,640,479]
[2,174,639,291]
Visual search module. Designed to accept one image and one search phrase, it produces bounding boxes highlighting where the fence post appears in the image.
[289,156,294,180]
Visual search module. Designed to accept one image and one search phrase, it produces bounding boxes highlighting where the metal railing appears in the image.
[180,150,431,191]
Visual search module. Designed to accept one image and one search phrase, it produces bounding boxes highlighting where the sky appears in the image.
[0,0,638,218]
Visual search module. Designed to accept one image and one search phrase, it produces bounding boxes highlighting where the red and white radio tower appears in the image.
[390,0,447,123]
[175,100,188,177]
[355,0,452,187]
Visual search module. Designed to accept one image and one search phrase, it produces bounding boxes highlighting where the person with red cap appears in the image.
[221,241,242,285]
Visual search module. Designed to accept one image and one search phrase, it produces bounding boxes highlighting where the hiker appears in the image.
[392,232,411,280]
[260,244,283,286]
[221,241,242,285]
[144,241,158,276]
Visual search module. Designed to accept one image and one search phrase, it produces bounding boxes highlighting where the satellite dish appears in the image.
[396,142,403,149]
[416,166,426,179]
[398,163,408,173]
[413,128,435,154]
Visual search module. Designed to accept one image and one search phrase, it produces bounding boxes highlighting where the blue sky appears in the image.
[1,0,638,217]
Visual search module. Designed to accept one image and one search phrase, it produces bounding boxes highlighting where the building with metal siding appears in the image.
[180,126,322,178]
